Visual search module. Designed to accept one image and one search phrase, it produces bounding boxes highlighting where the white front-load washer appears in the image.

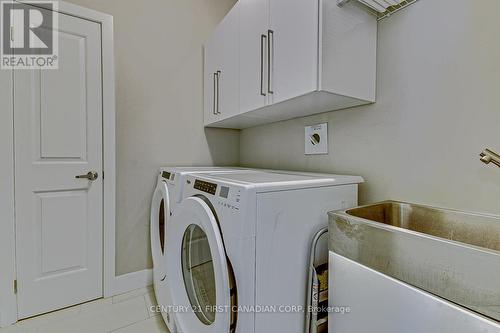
[151,167,250,332]
[165,170,363,333]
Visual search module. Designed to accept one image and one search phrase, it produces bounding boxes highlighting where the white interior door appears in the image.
[14,7,103,319]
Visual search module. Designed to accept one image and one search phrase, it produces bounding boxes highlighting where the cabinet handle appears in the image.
[260,34,267,96]
[213,72,217,115]
[216,70,221,114]
[267,30,274,94]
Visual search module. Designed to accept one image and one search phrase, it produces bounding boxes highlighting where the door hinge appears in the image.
[14,280,17,294]
[10,26,14,42]
[102,171,104,180]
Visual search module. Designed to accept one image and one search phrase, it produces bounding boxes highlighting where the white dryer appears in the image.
[150,166,248,332]
[165,170,363,333]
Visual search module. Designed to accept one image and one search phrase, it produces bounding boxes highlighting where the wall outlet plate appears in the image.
[305,123,328,155]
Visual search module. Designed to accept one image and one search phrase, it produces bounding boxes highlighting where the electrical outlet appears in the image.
[305,123,328,155]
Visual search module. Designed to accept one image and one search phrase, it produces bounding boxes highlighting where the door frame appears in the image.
[0,1,116,327]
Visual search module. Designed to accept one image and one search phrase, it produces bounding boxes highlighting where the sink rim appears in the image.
[329,200,500,255]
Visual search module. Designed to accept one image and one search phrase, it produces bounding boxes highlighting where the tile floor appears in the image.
[0,286,168,333]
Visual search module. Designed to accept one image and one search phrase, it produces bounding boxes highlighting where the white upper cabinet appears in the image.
[268,0,319,106]
[204,2,240,125]
[204,31,219,125]
[239,0,269,114]
[204,0,377,129]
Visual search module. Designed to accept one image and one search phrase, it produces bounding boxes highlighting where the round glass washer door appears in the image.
[182,224,217,324]
[150,180,170,281]
[150,180,177,333]
[166,197,232,333]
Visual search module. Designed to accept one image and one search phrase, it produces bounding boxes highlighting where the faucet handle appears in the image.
[480,149,500,168]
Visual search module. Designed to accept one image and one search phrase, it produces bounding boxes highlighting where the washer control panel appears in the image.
[217,186,241,211]
[189,176,242,211]
[193,179,217,195]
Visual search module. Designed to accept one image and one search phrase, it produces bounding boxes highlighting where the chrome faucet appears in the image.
[480,149,500,168]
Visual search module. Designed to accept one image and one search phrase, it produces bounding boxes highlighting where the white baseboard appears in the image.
[0,309,17,328]
[1,269,153,327]
[112,269,153,296]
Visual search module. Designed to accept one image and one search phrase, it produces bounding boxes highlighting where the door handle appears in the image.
[260,34,267,96]
[216,70,221,114]
[75,171,99,181]
[267,30,274,94]
[213,72,217,115]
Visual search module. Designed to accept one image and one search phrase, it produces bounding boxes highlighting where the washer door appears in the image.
[151,181,177,332]
[151,180,170,282]
[166,197,234,333]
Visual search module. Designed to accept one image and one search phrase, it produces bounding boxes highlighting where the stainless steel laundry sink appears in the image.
[329,201,500,322]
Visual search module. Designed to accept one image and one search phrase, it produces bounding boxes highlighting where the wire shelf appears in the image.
[376,0,419,20]
[338,0,420,21]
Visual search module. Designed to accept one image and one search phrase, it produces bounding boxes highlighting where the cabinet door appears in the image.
[239,0,269,113]
[268,0,318,104]
[204,33,219,125]
[217,3,240,120]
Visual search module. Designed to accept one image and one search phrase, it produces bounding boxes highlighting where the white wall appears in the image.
[240,0,500,215]
[66,0,240,275]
